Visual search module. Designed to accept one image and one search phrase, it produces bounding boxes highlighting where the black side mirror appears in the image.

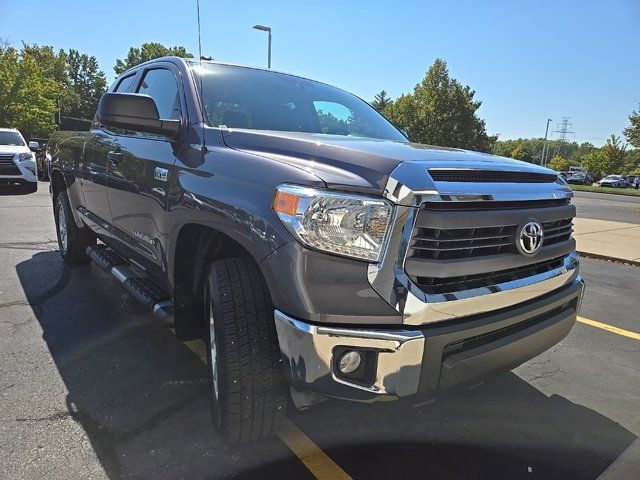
[97,93,180,138]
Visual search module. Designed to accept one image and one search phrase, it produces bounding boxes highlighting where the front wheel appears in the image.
[204,257,288,444]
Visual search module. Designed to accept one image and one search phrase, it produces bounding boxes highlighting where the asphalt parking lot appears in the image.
[1,183,638,479]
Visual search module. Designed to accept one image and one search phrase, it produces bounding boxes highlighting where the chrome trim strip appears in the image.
[274,310,425,397]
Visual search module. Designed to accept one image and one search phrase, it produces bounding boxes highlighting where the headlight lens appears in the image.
[273,184,394,262]
[18,152,35,162]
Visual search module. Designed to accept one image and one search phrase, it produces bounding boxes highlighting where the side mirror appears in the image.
[97,93,180,138]
[401,129,410,141]
[28,141,40,150]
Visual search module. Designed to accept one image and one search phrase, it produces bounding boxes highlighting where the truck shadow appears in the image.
[16,251,636,479]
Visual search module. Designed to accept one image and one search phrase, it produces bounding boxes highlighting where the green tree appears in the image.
[581,150,609,176]
[384,59,494,151]
[548,155,570,172]
[581,135,627,176]
[0,45,62,136]
[371,90,392,112]
[63,49,107,120]
[114,42,193,74]
[510,142,534,162]
[623,104,640,148]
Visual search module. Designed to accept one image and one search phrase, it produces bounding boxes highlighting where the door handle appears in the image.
[107,151,122,166]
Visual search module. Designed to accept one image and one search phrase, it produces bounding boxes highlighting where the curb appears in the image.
[577,251,640,268]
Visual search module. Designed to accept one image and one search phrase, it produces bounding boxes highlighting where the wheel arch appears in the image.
[171,222,268,340]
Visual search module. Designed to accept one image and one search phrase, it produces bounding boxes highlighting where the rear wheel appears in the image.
[204,257,288,444]
[54,191,96,264]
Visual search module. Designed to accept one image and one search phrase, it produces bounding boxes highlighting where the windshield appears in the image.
[0,131,26,146]
[192,63,406,141]
[605,175,620,180]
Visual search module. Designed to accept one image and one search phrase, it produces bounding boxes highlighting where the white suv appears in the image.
[0,128,38,193]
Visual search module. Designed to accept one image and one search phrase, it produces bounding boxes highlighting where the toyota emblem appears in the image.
[516,221,544,256]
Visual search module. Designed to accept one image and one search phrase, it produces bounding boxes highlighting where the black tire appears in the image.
[54,190,96,264]
[204,257,288,444]
[22,182,37,194]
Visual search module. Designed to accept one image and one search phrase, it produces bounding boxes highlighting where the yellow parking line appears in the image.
[183,339,351,479]
[577,316,640,340]
[277,419,352,480]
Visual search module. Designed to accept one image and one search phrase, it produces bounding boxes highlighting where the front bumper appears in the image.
[0,159,38,184]
[275,277,584,402]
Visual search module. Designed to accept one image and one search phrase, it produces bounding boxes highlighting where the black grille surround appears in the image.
[429,169,558,183]
[0,154,20,176]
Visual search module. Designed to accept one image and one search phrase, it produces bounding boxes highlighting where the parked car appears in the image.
[0,128,38,193]
[28,137,50,180]
[48,57,585,445]
[598,175,626,188]
[566,172,588,185]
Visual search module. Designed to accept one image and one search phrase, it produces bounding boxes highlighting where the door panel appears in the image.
[80,130,117,223]
[106,136,175,273]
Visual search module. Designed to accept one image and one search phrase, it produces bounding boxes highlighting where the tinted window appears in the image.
[0,131,25,146]
[115,74,136,92]
[192,64,405,141]
[136,69,181,120]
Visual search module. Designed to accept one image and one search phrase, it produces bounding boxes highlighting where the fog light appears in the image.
[338,351,361,374]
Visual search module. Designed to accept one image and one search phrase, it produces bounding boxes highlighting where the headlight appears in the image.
[273,184,394,262]
[18,152,35,162]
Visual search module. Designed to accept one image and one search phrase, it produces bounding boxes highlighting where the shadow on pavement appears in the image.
[17,251,636,479]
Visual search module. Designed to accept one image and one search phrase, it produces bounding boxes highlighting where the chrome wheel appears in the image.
[58,202,68,253]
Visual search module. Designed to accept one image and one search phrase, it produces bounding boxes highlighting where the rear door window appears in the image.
[114,74,136,93]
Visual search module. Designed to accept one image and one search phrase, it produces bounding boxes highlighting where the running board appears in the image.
[86,245,174,326]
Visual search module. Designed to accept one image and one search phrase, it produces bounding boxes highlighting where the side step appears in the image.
[87,245,174,326]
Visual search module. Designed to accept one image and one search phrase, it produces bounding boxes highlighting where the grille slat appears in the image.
[429,169,558,183]
[412,257,566,295]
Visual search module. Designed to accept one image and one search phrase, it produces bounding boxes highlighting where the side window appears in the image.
[136,69,181,120]
[114,74,136,92]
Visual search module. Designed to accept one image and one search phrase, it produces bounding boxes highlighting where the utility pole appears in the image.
[541,118,552,166]
[551,117,575,158]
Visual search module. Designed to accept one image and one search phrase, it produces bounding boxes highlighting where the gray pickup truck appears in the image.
[48,57,584,444]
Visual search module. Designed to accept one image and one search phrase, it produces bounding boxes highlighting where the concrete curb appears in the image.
[577,251,640,268]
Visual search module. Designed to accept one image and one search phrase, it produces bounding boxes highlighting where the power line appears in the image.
[551,117,575,157]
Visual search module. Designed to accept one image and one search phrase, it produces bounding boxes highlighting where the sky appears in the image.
[1,0,638,146]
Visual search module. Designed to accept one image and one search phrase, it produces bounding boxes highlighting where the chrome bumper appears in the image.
[275,278,584,402]
[274,310,425,400]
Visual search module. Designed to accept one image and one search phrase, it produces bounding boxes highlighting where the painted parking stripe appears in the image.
[278,419,352,480]
[183,339,351,480]
[577,316,640,340]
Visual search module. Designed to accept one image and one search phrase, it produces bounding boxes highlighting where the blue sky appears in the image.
[1,0,638,146]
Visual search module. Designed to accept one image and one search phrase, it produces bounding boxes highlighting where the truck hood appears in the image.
[221,129,557,193]
[0,145,30,155]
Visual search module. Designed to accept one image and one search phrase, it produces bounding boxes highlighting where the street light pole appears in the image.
[252,24,272,68]
[542,118,552,166]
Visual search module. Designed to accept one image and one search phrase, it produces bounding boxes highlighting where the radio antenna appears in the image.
[197,0,202,61]
[196,0,207,154]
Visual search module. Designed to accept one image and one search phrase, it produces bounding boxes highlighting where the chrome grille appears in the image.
[409,218,573,260]
[0,154,20,175]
